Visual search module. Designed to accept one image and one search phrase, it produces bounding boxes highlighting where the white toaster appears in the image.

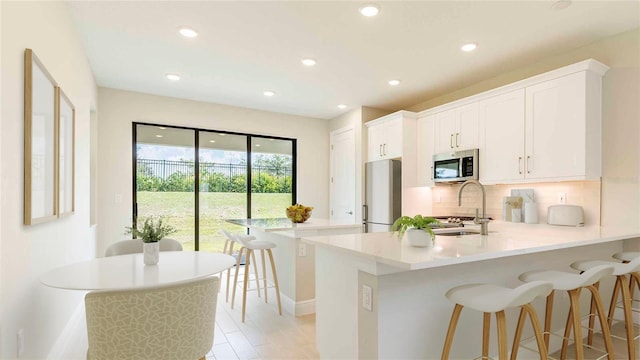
[547,205,584,226]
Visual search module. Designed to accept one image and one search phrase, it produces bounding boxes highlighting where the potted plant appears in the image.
[125,216,176,265]
[392,215,441,247]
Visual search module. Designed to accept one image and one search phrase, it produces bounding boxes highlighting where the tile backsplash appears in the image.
[428,180,601,226]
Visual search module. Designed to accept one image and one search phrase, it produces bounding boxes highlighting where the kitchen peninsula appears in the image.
[302,222,640,359]
[226,218,362,316]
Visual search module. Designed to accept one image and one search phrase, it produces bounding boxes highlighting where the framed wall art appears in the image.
[57,88,75,216]
[24,48,58,225]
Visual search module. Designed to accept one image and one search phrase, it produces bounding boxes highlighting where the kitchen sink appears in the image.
[433,228,481,237]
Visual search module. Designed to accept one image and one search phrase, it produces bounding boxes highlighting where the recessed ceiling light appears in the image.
[178,27,198,38]
[359,4,380,17]
[255,144,261,147]
[219,133,226,136]
[461,43,478,52]
[166,73,181,81]
[155,134,164,138]
[209,140,216,143]
[338,104,347,109]
[388,79,401,86]
[158,127,166,130]
[552,0,572,10]
[301,58,317,66]
[263,90,276,97]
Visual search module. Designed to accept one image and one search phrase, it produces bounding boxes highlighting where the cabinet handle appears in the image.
[379,144,383,157]
[430,166,434,180]
[526,155,531,174]
[455,133,459,148]
[518,157,523,174]
[383,143,387,156]
[450,134,454,149]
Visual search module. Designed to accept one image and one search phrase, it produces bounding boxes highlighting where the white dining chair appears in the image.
[84,276,220,360]
[104,238,183,257]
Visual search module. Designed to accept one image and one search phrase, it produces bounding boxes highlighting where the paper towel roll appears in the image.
[524,202,538,224]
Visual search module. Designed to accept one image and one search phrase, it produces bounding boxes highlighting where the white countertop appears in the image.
[226,217,362,232]
[302,221,640,271]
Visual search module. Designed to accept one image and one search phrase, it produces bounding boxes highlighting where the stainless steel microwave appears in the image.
[433,149,479,183]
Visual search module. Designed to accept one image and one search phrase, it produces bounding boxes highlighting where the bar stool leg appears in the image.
[250,250,261,298]
[524,303,549,360]
[586,282,599,345]
[225,241,235,302]
[483,312,490,359]
[510,308,527,360]
[496,310,508,360]
[241,249,253,322]
[266,249,282,315]
[230,246,245,309]
[607,276,621,329]
[261,249,268,303]
[569,289,585,360]
[543,290,554,349]
[441,304,463,360]
[586,284,615,360]
[618,274,636,360]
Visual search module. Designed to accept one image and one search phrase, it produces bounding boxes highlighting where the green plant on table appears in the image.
[391,215,440,240]
[124,216,177,243]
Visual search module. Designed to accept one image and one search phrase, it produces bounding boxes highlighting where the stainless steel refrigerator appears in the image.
[363,159,402,233]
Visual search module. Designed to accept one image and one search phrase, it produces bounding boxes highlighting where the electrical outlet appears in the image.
[558,192,567,204]
[298,243,307,257]
[362,285,373,311]
[17,329,24,358]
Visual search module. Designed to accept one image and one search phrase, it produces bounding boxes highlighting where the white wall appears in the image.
[96,88,329,256]
[0,2,97,358]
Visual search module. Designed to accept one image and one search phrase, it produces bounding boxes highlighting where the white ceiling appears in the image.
[68,1,640,120]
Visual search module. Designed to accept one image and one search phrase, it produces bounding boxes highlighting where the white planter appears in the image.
[405,228,434,248]
[143,242,160,265]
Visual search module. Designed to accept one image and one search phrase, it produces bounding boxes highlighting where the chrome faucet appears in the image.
[457,180,490,235]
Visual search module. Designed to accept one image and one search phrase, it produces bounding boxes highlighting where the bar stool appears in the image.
[219,230,261,302]
[571,255,640,360]
[231,234,282,322]
[516,265,615,360]
[612,251,640,297]
[442,281,553,360]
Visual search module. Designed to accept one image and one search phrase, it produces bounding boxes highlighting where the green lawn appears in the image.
[136,191,291,252]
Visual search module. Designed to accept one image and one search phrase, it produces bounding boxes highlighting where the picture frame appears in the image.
[24,48,58,225]
[57,87,75,216]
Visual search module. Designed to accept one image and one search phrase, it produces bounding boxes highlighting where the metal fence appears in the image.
[136,159,292,193]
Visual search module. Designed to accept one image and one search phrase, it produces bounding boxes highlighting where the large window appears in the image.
[133,123,296,252]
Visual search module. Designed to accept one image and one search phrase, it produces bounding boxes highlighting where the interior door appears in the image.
[330,127,355,222]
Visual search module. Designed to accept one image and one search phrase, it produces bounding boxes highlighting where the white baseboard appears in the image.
[280,292,316,317]
[47,302,85,360]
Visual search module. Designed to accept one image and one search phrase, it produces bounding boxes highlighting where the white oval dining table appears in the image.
[40,251,235,291]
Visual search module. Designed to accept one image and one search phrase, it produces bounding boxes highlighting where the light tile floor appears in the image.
[208,270,319,359]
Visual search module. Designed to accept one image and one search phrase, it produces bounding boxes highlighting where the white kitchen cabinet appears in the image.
[479,89,526,183]
[479,69,605,184]
[366,113,408,161]
[416,114,435,186]
[524,71,597,180]
[434,103,479,154]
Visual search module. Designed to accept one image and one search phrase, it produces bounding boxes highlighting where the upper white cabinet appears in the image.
[434,103,479,154]
[417,114,435,186]
[366,112,415,161]
[421,58,608,185]
[479,89,526,183]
